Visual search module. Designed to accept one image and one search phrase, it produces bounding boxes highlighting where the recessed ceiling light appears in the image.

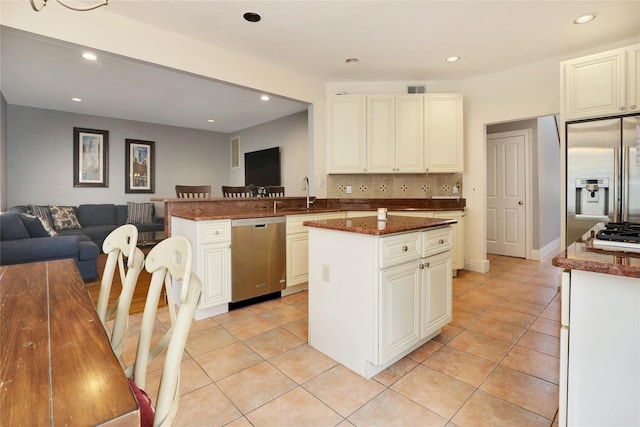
[207,119,215,123]
[82,52,97,61]
[72,97,82,102]
[445,56,460,63]
[260,95,270,101]
[244,12,261,22]
[573,13,597,24]
[345,58,359,65]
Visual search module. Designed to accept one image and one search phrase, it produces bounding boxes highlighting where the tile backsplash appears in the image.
[326,173,463,198]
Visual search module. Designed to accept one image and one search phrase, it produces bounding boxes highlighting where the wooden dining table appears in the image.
[0,259,140,426]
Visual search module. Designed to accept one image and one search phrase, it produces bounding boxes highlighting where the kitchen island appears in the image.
[304,215,456,378]
[552,230,640,427]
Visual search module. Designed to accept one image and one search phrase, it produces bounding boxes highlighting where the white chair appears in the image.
[97,224,145,363]
[125,236,202,427]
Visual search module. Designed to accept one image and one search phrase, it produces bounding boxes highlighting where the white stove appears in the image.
[591,222,640,253]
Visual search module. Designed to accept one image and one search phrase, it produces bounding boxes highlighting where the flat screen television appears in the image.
[244,147,281,187]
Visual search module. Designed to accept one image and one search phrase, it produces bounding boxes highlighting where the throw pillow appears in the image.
[18,213,51,238]
[0,213,30,241]
[49,205,82,231]
[126,202,154,224]
[29,204,54,230]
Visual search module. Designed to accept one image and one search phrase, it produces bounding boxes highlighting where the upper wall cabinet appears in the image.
[424,94,464,173]
[327,96,367,173]
[328,93,462,174]
[562,44,640,121]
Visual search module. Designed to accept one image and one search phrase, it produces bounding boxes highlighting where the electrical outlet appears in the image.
[346,185,352,194]
[322,264,330,282]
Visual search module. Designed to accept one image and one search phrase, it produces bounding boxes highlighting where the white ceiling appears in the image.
[2,1,639,133]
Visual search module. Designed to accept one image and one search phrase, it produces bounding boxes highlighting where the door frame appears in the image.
[485,129,533,259]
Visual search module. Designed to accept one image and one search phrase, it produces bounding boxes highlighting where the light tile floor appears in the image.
[122,254,561,426]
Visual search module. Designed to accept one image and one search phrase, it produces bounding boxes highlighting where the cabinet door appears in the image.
[395,95,424,172]
[432,211,465,271]
[199,242,231,308]
[627,45,640,114]
[425,94,463,172]
[286,233,310,286]
[562,48,626,120]
[367,96,396,172]
[328,96,367,173]
[379,262,421,364]
[421,251,452,338]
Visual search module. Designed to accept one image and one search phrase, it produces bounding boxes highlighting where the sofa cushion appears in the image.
[78,240,100,262]
[29,205,54,230]
[116,205,128,226]
[18,214,50,238]
[78,204,117,227]
[0,213,30,241]
[127,202,154,224]
[49,205,82,231]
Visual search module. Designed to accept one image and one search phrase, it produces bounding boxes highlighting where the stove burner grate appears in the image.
[595,222,640,243]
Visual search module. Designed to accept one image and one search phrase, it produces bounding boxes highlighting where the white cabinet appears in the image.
[327,96,367,173]
[424,93,464,172]
[432,210,465,271]
[285,212,346,289]
[308,225,452,378]
[328,94,428,174]
[562,44,640,120]
[170,217,232,319]
[367,95,424,173]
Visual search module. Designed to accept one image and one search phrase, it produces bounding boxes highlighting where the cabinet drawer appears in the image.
[423,227,452,257]
[199,221,231,243]
[286,214,318,234]
[379,232,421,269]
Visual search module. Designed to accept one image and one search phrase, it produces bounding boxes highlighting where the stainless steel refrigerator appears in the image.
[566,115,640,244]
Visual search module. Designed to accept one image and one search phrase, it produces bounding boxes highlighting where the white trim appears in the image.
[230,136,240,169]
[529,237,562,261]
[464,258,490,273]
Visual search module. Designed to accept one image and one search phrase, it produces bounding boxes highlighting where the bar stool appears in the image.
[125,236,202,427]
[97,224,145,364]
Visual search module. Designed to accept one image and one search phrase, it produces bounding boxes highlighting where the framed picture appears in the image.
[125,139,155,193]
[73,127,109,187]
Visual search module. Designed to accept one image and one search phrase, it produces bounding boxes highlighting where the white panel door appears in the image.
[486,132,526,257]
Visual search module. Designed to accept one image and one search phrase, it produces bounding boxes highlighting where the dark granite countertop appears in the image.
[303,215,456,236]
[552,228,640,278]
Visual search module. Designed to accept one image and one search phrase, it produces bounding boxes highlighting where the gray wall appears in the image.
[7,105,229,214]
[0,93,7,211]
[227,111,309,197]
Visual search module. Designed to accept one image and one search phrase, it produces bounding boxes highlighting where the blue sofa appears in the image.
[1,204,164,280]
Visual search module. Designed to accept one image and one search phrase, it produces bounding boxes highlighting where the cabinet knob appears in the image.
[620,106,625,111]
[214,230,219,235]
[631,105,637,110]
[419,263,425,269]
[438,239,444,244]
[425,262,430,268]
[401,245,408,252]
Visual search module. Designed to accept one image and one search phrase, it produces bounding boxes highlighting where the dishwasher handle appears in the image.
[255,224,267,229]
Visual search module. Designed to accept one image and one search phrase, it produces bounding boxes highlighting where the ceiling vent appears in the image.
[407,85,426,94]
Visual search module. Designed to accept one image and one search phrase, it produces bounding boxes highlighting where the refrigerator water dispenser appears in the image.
[575,178,609,218]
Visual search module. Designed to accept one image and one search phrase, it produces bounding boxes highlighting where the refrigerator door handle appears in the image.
[614,147,620,222]
[623,146,629,222]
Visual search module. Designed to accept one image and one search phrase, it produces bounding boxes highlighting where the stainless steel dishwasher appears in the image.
[231,216,286,303]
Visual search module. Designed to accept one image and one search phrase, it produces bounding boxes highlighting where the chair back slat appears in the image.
[175,185,211,198]
[221,185,252,197]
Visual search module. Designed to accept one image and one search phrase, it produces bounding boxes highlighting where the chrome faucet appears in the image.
[302,176,313,209]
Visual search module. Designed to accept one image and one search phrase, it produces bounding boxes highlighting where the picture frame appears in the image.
[125,139,155,193]
[73,127,109,187]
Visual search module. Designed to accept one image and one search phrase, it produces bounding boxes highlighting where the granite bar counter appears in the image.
[151,197,465,236]
[552,229,640,278]
[303,215,456,236]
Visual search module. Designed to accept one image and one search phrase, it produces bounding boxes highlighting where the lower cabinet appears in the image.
[286,212,345,289]
[308,225,452,378]
[432,211,465,272]
[170,217,232,319]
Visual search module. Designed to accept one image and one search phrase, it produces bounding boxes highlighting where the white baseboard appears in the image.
[464,259,490,273]
[530,238,562,261]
